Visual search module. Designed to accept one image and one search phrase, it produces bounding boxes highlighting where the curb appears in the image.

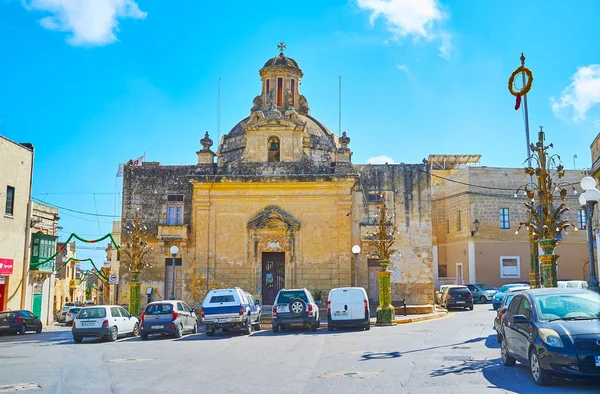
[394,311,450,324]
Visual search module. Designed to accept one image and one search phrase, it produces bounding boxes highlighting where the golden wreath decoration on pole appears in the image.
[508,65,533,97]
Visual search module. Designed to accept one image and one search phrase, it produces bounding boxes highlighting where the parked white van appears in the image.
[327,287,370,331]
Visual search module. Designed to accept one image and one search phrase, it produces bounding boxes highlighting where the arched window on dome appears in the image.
[277,77,283,107]
[268,137,280,163]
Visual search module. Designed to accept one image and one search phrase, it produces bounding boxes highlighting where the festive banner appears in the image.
[30,233,119,269]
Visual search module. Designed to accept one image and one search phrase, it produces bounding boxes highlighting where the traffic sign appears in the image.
[108,274,118,285]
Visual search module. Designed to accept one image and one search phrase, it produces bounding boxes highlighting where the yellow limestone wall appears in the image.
[191,180,355,301]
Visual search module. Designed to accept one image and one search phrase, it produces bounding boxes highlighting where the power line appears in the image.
[32,197,115,217]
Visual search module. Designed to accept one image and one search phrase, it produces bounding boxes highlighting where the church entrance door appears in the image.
[262,252,285,305]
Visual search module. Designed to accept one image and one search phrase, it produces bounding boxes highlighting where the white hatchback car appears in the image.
[72,305,139,343]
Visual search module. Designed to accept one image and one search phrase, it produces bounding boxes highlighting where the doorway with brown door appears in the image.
[367,259,380,303]
[262,252,285,305]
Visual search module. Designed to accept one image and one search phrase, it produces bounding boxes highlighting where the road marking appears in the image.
[319,370,382,379]
[0,383,41,392]
[106,358,153,363]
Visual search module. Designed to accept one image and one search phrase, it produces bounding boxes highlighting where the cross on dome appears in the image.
[277,42,286,55]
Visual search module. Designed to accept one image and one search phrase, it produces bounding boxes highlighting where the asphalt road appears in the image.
[0,304,598,394]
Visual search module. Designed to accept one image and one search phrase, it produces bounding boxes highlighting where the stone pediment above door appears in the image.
[247,206,300,231]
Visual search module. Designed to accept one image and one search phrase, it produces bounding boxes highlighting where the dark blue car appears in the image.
[0,310,43,335]
[499,288,600,385]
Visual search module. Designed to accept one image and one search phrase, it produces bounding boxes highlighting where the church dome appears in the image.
[262,53,300,69]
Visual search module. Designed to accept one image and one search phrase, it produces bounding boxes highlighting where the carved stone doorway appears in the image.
[262,252,285,305]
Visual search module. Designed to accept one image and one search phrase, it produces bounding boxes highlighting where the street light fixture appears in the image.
[169,245,179,300]
[579,176,600,293]
[352,245,361,287]
[471,219,481,236]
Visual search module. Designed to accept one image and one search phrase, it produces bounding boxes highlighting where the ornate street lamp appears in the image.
[169,245,179,300]
[579,177,600,292]
[514,127,575,288]
[352,245,361,287]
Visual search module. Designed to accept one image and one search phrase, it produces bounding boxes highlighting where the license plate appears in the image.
[334,311,348,316]
[595,356,600,367]
[0,325,8,328]
[277,305,289,313]
[456,301,465,304]
[215,318,230,323]
[81,321,95,327]
[151,325,164,329]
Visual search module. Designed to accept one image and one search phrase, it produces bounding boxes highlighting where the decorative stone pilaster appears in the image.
[336,131,352,163]
[197,132,216,164]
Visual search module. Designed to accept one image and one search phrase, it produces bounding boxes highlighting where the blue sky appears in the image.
[1,0,600,266]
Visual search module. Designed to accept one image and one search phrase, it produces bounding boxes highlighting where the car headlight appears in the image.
[538,328,564,348]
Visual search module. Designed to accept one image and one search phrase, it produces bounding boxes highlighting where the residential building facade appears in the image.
[28,202,59,325]
[0,135,34,312]
[431,155,588,288]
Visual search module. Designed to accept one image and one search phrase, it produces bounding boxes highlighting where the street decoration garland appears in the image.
[508,63,533,111]
[30,232,120,269]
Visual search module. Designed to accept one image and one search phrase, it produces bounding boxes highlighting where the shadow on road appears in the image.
[484,334,500,349]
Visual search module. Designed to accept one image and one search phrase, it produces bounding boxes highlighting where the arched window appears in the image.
[268,137,280,162]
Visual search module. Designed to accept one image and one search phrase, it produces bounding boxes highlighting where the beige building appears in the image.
[104,220,121,304]
[120,48,434,311]
[28,202,59,325]
[0,135,34,312]
[431,155,588,288]
[54,241,78,313]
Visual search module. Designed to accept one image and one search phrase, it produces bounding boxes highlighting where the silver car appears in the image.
[140,300,198,340]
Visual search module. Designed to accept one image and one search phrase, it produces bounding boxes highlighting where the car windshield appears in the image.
[209,295,235,303]
[77,308,106,319]
[476,284,494,290]
[498,284,523,293]
[277,291,309,304]
[535,292,600,321]
[145,303,173,314]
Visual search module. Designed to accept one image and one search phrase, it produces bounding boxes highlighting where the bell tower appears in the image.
[252,42,308,115]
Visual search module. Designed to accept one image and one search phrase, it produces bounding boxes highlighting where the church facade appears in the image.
[120,48,433,309]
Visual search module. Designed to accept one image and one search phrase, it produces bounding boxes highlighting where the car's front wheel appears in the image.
[479,296,487,304]
[530,348,551,386]
[500,335,516,366]
[18,324,26,335]
[35,324,42,334]
[132,323,140,337]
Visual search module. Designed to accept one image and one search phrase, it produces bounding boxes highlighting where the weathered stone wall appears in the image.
[353,164,434,305]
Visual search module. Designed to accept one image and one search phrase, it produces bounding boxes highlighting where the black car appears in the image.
[0,310,43,335]
[441,285,473,310]
[272,288,320,332]
[499,288,600,386]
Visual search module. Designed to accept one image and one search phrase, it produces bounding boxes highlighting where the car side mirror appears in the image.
[255,300,260,306]
[190,308,196,313]
[513,314,529,324]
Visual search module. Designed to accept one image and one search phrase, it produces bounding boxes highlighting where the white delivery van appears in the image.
[327,287,370,331]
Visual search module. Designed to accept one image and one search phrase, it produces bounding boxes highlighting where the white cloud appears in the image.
[23,0,147,46]
[438,32,451,59]
[397,63,410,74]
[367,155,397,164]
[551,64,600,121]
[356,0,450,57]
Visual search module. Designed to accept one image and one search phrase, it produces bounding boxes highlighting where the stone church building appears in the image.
[121,49,433,308]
